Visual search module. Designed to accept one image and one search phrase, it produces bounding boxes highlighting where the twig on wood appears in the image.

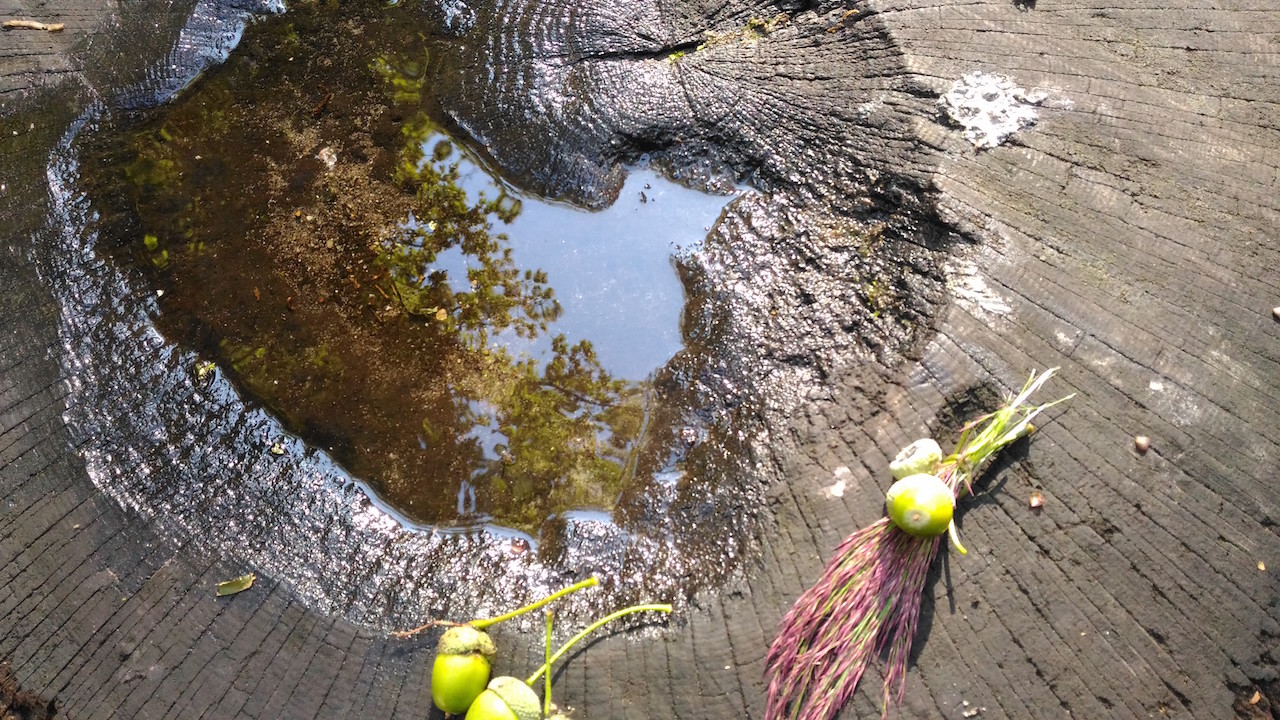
[389,618,458,638]
[2,19,65,32]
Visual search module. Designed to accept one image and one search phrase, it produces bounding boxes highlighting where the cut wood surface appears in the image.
[1,0,1278,719]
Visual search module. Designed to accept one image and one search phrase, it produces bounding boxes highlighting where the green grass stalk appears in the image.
[526,604,672,685]
[391,575,600,638]
[471,576,599,629]
[544,610,554,716]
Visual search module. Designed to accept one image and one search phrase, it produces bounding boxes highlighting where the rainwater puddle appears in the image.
[34,0,955,626]
[55,0,765,622]
[79,54,732,535]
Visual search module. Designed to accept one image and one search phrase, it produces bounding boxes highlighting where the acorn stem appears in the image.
[389,618,458,639]
[948,519,968,555]
[471,576,599,630]
[525,604,672,685]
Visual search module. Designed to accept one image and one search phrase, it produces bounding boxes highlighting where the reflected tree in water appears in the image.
[78,21,652,532]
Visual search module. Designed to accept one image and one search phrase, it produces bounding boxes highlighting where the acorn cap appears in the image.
[487,676,542,720]
[437,624,497,658]
[889,438,943,480]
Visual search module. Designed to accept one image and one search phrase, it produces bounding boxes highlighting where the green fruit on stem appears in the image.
[885,473,953,538]
[432,625,497,715]
[889,438,943,480]
[465,676,542,720]
[465,689,518,720]
[433,654,491,715]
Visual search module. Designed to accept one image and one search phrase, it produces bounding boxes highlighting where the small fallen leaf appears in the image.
[217,573,255,596]
[1250,690,1262,705]
[435,308,447,321]
[1029,491,1045,509]
[1259,561,1267,572]
[1133,435,1150,453]
[270,442,285,455]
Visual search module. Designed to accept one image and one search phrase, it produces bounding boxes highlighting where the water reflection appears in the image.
[79,6,732,534]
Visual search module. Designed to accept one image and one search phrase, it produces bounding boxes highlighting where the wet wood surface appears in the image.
[1,0,1278,717]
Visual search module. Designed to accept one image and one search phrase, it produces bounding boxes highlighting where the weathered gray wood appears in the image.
[2,0,1278,719]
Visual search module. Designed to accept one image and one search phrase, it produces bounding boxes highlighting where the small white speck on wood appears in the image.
[1133,435,1150,453]
[1273,306,1280,321]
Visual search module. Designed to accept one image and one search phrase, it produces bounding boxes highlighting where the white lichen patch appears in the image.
[854,96,886,121]
[824,466,854,499]
[940,71,1047,149]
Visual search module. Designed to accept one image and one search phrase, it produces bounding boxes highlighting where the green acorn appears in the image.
[432,625,498,715]
[885,473,953,538]
[888,438,943,480]
[465,676,542,720]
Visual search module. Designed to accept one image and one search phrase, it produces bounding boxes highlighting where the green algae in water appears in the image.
[78,0,723,533]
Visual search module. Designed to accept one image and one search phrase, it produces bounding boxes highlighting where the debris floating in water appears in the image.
[317,146,338,170]
[195,360,216,383]
[940,71,1047,149]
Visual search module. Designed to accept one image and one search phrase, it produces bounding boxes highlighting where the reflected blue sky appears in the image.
[418,132,735,380]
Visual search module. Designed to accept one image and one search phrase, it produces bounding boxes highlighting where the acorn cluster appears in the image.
[415,577,671,719]
[884,438,954,539]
